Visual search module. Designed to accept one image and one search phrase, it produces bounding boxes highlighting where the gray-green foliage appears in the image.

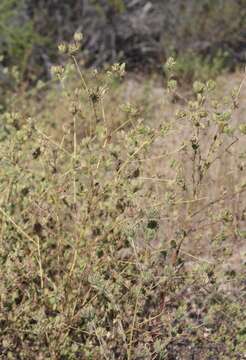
[0,35,245,358]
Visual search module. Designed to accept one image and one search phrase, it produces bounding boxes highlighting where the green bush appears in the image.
[0,0,41,79]
[166,51,230,83]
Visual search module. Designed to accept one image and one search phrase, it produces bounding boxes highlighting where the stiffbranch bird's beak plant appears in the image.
[0,33,245,359]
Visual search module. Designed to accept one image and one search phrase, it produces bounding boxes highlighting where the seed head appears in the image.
[50,65,64,78]
[68,43,80,55]
[58,42,67,54]
[73,32,83,43]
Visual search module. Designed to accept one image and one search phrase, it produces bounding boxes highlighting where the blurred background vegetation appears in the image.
[0,0,245,85]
